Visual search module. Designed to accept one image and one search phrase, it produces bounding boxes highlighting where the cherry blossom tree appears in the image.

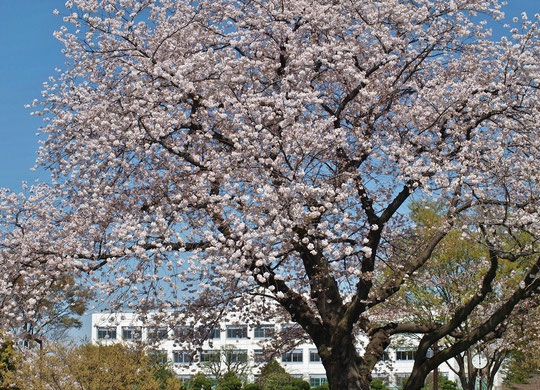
[0,185,92,345]
[1,0,539,389]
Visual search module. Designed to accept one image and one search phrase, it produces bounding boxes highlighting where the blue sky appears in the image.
[0,1,65,191]
[0,1,538,340]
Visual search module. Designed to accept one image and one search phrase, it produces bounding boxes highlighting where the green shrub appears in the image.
[291,379,310,390]
[217,371,242,390]
[243,384,261,390]
[189,373,212,390]
[420,374,459,390]
[258,360,293,390]
[259,360,288,378]
[370,378,390,390]
[439,377,459,390]
[312,384,329,390]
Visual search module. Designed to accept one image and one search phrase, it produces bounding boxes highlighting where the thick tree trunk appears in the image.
[319,335,371,390]
[405,366,430,390]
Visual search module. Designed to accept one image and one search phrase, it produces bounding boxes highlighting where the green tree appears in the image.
[149,351,184,390]
[390,201,539,390]
[188,373,212,390]
[370,378,390,390]
[0,338,19,390]
[217,371,242,390]
[243,384,261,390]
[312,385,329,390]
[201,345,249,383]
[421,373,459,390]
[503,350,540,386]
[10,275,93,351]
[11,342,162,390]
[291,378,310,390]
[257,360,293,390]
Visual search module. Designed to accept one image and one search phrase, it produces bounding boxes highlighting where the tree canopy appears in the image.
[4,342,182,390]
[0,1,538,389]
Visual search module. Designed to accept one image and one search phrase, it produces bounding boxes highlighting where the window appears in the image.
[208,327,221,339]
[282,349,303,363]
[254,324,274,338]
[97,327,117,340]
[309,349,321,362]
[122,326,142,340]
[280,324,302,333]
[178,376,191,384]
[148,327,169,341]
[226,325,247,339]
[396,349,416,360]
[225,349,248,363]
[395,373,409,388]
[382,351,390,361]
[200,350,220,363]
[174,326,193,339]
[149,349,168,364]
[254,349,269,363]
[173,351,192,364]
[310,375,328,387]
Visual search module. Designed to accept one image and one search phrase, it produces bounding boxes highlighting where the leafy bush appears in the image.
[439,377,459,390]
[503,350,540,385]
[257,360,293,390]
[370,379,390,390]
[420,374,459,390]
[189,373,212,390]
[258,360,287,378]
[243,384,261,390]
[291,379,310,390]
[217,371,242,390]
[312,384,329,390]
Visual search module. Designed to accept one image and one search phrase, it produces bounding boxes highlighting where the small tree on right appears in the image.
[389,202,539,389]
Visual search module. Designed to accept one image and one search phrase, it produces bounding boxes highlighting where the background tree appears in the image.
[392,202,539,389]
[0,338,19,390]
[501,310,540,388]
[216,371,242,390]
[420,373,459,390]
[503,350,540,387]
[8,342,175,390]
[188,373,212,390]
[0,186,93,347]
[370,379,390,390]
[200,345,249,383]
[256,360,310,390]
[0,1,539,389]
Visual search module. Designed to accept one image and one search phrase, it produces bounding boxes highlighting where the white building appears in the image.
[91,312,496,389]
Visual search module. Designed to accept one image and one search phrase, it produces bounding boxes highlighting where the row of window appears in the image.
[174,374,327,388]
[166,348,322,364]
[372,371,448,388]
[169,348,415,364]
[97,327,418,362]
[96,324,275,341]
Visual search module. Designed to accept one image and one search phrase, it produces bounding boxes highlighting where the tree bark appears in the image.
[320,335,371,390]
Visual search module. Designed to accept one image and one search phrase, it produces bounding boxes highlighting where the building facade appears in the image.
[91,312,499,389]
